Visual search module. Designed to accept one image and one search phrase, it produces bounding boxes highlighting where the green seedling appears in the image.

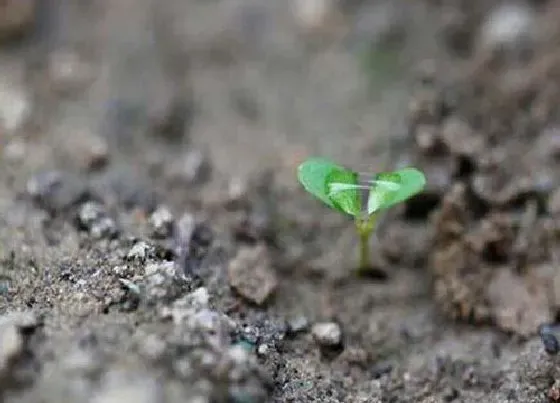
[297,157,426,274]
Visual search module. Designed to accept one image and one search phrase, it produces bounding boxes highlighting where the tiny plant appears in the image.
[297,157,426,274]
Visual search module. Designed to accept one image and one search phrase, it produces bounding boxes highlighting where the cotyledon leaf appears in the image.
[367,167,426,213]
[298,158,426,217]
[297,158,350,210]
[325,167,360,216]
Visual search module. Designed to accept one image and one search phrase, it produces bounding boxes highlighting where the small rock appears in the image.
[479,3,535,51]
[90,217,118,239]
[228,244,277,305]
[78,201,105,228]
[242,326,259,345]
[287,316,309,334]
[257,344,269,355]
[311,322,342,347]
[149,205,174,239]
[539,324,560,355]
[190,287,210,309]
[174,214,213,274]
[77,201,118,239]
[127,241,152,262]
[144,261,189,303]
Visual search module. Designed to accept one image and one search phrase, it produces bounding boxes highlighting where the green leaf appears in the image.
[298,158,426,217]
[367,167,426,214]
[297,158,360,216]
[326,168,360,216]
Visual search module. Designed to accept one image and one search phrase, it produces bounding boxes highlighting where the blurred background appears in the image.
[0,0,465,182]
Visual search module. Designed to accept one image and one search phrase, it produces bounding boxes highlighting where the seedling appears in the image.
[297,157,426,274]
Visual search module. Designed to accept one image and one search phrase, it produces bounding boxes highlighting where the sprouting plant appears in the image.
[297,157,426,274]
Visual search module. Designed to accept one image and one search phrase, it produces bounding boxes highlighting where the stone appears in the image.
[479,3,535,51]
[78,202,118,239]
[228,244,277,306]
[149,205,174,239]
[311,322,342,347]
[127,241,151,262]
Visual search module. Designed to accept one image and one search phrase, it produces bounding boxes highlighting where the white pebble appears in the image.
[311,322,342,347]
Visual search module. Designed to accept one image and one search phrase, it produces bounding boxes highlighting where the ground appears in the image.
[1,0,560,402]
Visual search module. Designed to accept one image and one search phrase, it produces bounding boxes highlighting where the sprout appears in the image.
[297,157,426,274]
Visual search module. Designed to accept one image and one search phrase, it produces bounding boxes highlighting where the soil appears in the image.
[2,0,560,402]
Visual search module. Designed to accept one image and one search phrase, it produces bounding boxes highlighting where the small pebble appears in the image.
[287,316,309,334]
[311,322,342,347]
[227,244,277,306]
[127,241,151,262]
[78,202,118,239]
[539,324,560,355]
[479,3,535,50]
[78,201,105,229]
[149,205,174,239]
[189,287,210,309]
[257,343,269,355]
[242,326,259,345]
[90,217,118,240]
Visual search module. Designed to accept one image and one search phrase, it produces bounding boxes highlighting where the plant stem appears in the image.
[355,214,377,272]
[359,229,370,271]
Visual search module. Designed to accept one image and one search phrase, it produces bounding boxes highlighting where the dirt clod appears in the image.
[228,244,277,306]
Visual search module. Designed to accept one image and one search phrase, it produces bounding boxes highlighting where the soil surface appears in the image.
[2,0,560,402]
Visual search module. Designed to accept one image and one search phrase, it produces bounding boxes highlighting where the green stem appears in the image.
[359,229,370,271]
[355,214,377,272]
